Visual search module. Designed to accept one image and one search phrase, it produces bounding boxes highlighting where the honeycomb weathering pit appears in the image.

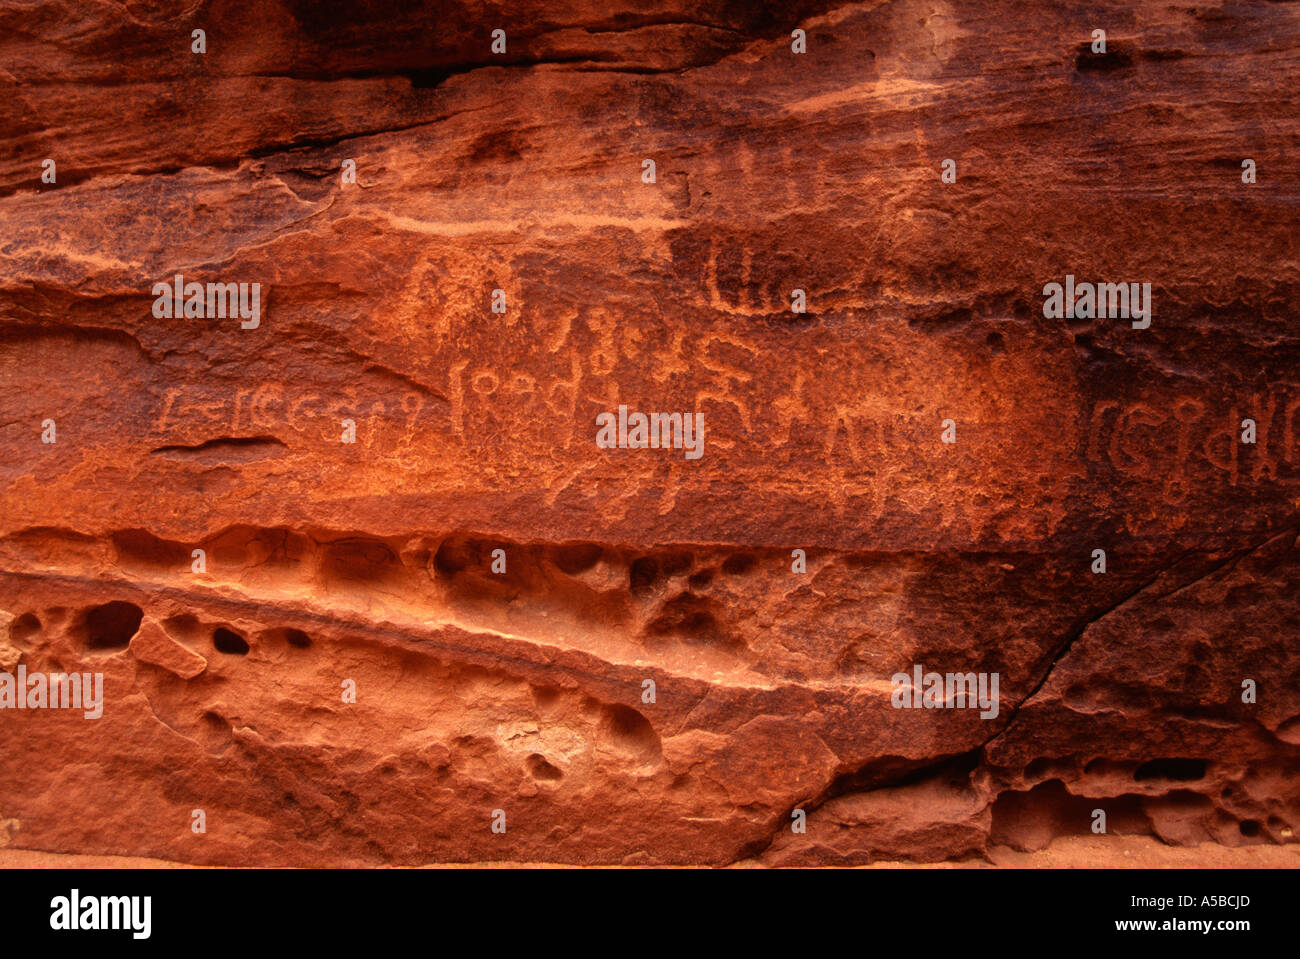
[1,0,1299,870]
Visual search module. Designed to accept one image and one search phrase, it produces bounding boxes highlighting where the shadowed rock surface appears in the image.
[1,0,1298,866]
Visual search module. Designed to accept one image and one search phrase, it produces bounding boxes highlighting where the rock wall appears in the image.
[1,0,1298,865]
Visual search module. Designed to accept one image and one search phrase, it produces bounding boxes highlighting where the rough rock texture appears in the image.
[1,0,1298,866]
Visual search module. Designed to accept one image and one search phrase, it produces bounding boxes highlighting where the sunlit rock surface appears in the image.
[1,0,1298,865]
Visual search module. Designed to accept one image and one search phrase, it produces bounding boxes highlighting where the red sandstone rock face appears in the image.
[0,0,1298,866]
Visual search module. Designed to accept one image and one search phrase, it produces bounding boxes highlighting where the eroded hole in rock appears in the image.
[827,751,979,799]
[646,594,723,641]
[526,753,563,781]
[1239,819,1261,838]
[1275,716,1300,744]
[688,569,715,589]
[549,543,603,575]
[681,610,717,635]
[163,613,203,645]
[265,626,312,649]
[110,529,190,569]
[629,557,659,594]
[660,552,693,577]
[531,685,564,714]
[284,628,311,648]
[213,627,250,655]
[81,601,143,651]
[600,705,662,764]
[322,538,401,585]
[721,553,757,575]
[200,711,233,754]
[1083,757,1129,777]
[1134,758,1207,782]
[10,612,41,644]
[1025,757,1075,781]
[990,780,1148,852]
[434,536,489,576]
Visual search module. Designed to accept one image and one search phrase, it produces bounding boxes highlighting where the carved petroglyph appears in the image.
[1088,388,1300,498]
[147,301,1299,522]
